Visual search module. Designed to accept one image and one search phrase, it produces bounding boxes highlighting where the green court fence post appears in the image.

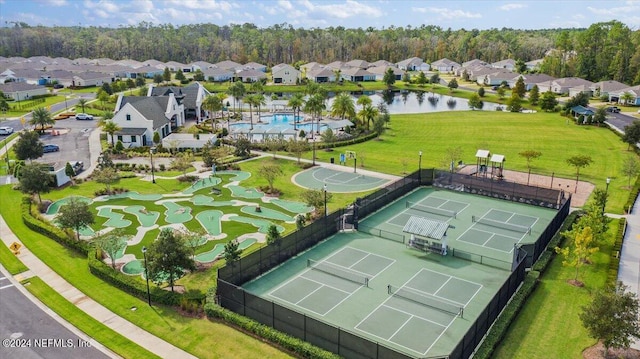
[354,158,357,173]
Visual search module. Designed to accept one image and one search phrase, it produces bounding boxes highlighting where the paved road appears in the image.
[617,194,640,349]
[0,267,112,359]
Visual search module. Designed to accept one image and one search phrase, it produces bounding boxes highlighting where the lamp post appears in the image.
[149,147,156,184]
[603,177,611,214]
[418,150,423,182]
[324,183,328,218]
[142,246,151,306]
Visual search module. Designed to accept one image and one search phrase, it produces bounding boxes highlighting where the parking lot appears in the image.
[38,117,97,171]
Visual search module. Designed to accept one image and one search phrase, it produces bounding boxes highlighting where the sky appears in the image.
[0,0,639,30]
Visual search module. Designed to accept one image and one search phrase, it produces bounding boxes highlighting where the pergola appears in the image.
[403,216,450,255]
[475,149,490,177]
[490,154,505,179]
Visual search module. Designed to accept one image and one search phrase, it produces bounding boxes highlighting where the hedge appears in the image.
[606,218,627,286]
[316,131,378,150]
[21,197,90,255]
[473,270,540,359]
[624,175,640,213]
[204,304,340,359]
[87,250,182,306]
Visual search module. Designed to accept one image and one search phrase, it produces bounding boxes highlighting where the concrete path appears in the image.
[617,196,640,350]
[0,216,198,359]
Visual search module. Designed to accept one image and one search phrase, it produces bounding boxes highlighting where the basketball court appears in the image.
[292,166,391,193]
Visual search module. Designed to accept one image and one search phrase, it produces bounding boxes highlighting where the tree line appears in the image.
[0,21,638,84]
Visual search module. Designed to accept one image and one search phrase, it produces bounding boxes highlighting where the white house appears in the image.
[536,77,593,95]
[0,82,48,101]
[306,67,335,83]
[235,69,267,83]
[396,57,430,71]
[590,80,629,98]
[609,85,640,105]
[202,67,233,82]
[271,64,301,84]
[72,71,113,87]
[368,65,403,81]
[244,62,267,72]
[161,133,218,151]
[111,94,183,147]
[509,73,555,90]
[491,59,516,71]
[149,82,209,122]
[430,58,461,73]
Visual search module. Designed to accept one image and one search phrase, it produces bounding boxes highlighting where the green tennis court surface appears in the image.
[292,167,391,193]
[244,187,557,357]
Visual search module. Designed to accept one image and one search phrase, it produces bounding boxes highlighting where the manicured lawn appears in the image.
[46,177,191,201]
[0,186,293,358]
[492,219,618,358]
[23,276,160,359]
[0,238,29,275]
[307,111,633,213]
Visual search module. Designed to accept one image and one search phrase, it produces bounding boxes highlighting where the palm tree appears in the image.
[250,81,264,94]
[77,98,88,113]
[356,95,372,108]
[288,93,304,130]
[331,92,356,121]
[226,81,246,116]
[30,107,55,133]
[202,95,222,131]
[255,93,266,122]
[358,104,379,130]
[101,120,121,147]
[621,92,634,106]
[303,93,326,136]
[244,94,259,130]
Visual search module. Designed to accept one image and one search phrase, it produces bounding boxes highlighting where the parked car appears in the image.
[69,161,84,174]
[0,126,14,135]
[75,113,94,120]
[53,84,64,89]
[42,144,60,153]
[605,106,621,113]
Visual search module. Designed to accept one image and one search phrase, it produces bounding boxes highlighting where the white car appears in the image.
[0,126,14,135]
[75,113,94,120]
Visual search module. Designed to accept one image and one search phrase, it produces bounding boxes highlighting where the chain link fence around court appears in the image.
[217,168,565,359]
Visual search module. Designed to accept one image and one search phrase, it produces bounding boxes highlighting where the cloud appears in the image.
[412,7,481,20]
[301,0,383,19]
[499,3,526,11]
[42,0,68,6]
[278,0,293,11]
[586,4,640,16]
[164,0,235,11]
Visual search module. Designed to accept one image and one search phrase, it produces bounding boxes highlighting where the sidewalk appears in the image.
[617,196,640,349]
[0,216,198,359]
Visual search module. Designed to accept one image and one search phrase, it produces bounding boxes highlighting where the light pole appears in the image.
[149,147,156,184]
[418,150,423,182]
[324,183,328,218]
[142,246,151,306]
[604,177,611,214]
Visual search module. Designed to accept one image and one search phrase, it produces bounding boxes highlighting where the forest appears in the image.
[1,20,639,84]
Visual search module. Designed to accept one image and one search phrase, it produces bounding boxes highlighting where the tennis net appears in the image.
[307,259,369,287]
[358,224,406,244]
[472,216,531,234]
[388,285,463,317]
[406,201,457,218]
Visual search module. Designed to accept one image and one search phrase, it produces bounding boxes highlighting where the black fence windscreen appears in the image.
[217,168,568,359]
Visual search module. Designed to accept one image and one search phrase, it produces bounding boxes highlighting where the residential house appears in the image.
[271,64,301,84]
[368,65,403,81]
[397,57,430,71]
[509,73,555,91]
[476,70,516,86]
[525,59,543,71]
[40,70,75,87]
[590,80,629,99]
[536,77,593,95]
[491,59,516,71]
[140,59,165,68]
[0,68,45,84]
[244,62,267,72]
[462,59,488,68]
[306,67,335,83]
[190,61,215,71]
[164,61,191,73]
[202,67,234,82]
[345,59,370,69]
[111,94,183,147]
[341,67,375,82]
[368,60,395,68]
[215,60,244,73]
[72,71,113,87]
[325,61,345,71]
[234,69,267,83]
[609,85,640,105]
[430,58,461,73]
[149,82,208,122]
[0,82,48,101]
[161,133,218,151]
[569,85,593,98]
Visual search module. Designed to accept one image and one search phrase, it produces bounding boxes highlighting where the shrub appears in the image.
[531,211,579,273]
[159,164,166,171]
[177,175,199,183]
[624,175,640,213]
[607,219,627,286]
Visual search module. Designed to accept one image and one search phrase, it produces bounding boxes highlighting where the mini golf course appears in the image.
[47,171,313,277]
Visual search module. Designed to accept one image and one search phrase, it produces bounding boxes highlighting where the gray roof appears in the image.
[150,83,203,110]
[476,149,490,158]
[114,127,147,136]
[403,216,449,240]
[74,71,111,80]
[0,82,46,92]
[323,119,354,129]
[120,96,170,130]
[591,80,629,93]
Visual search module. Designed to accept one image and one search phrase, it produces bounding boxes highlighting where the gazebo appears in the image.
[475,149,490,177]
[403,216,450,255]
[490,154,505,179]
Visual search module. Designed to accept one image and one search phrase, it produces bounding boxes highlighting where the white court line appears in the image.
[381,304,448,328]
[319,281,368,317]
[387,316,414,340]
[299,273,354,294]
[294,285,326,305]
[432,277,453,297]
[323,246,396,282]
[458,232,514,254]
[482,233,498,246]
[0,284,14,290]
[355,317,433,357]
[416,268,484,291]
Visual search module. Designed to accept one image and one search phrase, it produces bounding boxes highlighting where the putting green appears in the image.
[122,259,144,275]
[195,238,258,263]
[104,239,128,260]
[229,216,285,233]
[46,196,92,215]
[218,170,251,182]
[79,226,95,237]
[189,195,235,207]
[240,206,294,222]
[97,207,132,228]
[269,199,314,214]
[161,201,193,223]
[195,210,223,235]
[228,185,263,199]
[100,192,163,201]
[123,206,159,227]
[183,177,222,194]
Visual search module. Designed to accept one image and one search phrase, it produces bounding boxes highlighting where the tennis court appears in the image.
[292,166,391,193]
[456,209,540,253]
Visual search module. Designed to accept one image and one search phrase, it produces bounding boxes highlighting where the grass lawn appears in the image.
[306,111,633,213]
[0,238,29,275]
[492,219,618,358]
[0,185,293,359]
[23,276,160,359]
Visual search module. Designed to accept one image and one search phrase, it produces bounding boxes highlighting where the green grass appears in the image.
[492,220,618,358]
[306,111,633,213]
[0,186,292,359]
[22,276,160,359]
[46,177,191,201]
[0,238,29,274]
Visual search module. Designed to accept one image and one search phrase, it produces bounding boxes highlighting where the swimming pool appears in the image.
[229,113,327,132]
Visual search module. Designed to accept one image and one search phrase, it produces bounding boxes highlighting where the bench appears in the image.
[210,187,221,195]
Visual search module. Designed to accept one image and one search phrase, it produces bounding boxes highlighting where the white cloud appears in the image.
[278,0,293,11]
[417,7,481,20]
[301,0,383,19]
[586,4,640,16]
[42,0,68,6]
[499,3,526,11]
[164,0,235,12]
